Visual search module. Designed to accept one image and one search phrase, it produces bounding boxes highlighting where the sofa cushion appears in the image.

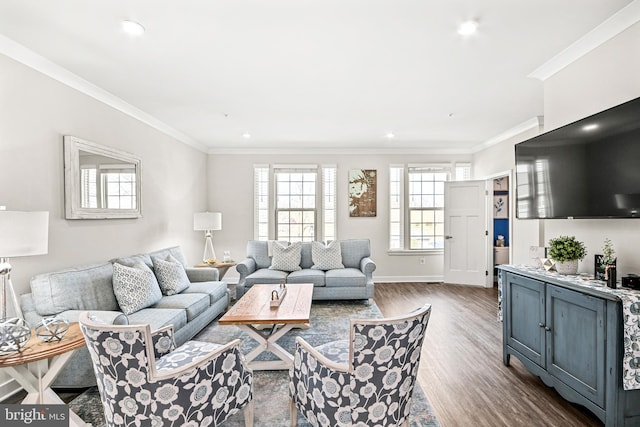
[182,281,228,305]
[340,239,371,269]
[30,262,118,316]
[127,308,187,332]
[246,268,288,287]
[325,268,366,287]
[287,269,326,287]
[152,254,190,295]
[112,262,163,315]
[152,293,209,322]
[113,253,154,270]
[148,247,188,267]
[311,241,345,271]
[270,241,302,272]
[300,242,313,269]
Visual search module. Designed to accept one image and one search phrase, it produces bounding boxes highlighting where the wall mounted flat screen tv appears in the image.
[515,96,640,219]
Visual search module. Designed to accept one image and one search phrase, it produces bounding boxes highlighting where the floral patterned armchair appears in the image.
[79,312,253,426]
[289,304,431,427]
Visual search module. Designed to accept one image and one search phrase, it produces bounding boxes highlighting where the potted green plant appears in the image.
[602,238,616,288]
[548,235,587,275]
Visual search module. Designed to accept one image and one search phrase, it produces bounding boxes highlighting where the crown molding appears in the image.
[206,146,475,156]
[470,116,543,153]
[0,34,208,153]
[529,0,640,81]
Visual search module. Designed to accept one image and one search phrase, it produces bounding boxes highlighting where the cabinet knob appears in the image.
[539,322,545,328]
[545,326,551,331]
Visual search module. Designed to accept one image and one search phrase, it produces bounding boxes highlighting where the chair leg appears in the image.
[244,400,254,427]
[290,398,298,427]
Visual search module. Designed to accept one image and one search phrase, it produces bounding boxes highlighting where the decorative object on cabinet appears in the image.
[0,208,49,319]
[602,238,617,288]
[193,211,222,263]
[548,235,586,275]
[64,136,142,219]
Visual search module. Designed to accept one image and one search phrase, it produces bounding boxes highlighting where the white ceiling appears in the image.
[0,0,635,153]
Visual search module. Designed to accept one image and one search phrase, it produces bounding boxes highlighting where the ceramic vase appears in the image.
[555,259,579,275]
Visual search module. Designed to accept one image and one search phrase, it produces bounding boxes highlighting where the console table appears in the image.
[499,265,640,426]
[0,322,89,427]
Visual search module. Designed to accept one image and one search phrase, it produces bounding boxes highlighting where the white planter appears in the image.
[555,260,579,275]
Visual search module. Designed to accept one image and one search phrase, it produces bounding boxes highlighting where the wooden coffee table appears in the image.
[219,283,313,370]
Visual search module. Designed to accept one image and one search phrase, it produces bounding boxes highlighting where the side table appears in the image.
[194,261,236,279]
[0,322,90,427]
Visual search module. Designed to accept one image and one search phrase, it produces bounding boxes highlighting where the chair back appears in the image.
[349,304,431,425]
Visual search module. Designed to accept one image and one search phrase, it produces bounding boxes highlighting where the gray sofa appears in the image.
[20,246,230,388]
[235,239,376,300]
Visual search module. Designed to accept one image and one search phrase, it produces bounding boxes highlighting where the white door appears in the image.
[443,180,488,286]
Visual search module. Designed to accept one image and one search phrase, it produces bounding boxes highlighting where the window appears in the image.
[80,164,136,210]
[254,165,336,242]
[390,163,471,251]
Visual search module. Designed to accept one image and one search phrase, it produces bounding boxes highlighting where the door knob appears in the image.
[445,235,453,239]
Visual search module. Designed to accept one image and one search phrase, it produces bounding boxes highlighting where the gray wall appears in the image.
[0,53,208,303]
[473,21,640,275]
[207,153,470,283]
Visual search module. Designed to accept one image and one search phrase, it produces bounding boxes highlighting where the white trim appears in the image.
[207,146,474,156]
[375,275,443,283]
[528,0,640,81]
[387,249,443,256]
[471,117,543,153]
[0,34,207,153]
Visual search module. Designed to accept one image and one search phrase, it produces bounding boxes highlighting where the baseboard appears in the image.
[375,276,443,283]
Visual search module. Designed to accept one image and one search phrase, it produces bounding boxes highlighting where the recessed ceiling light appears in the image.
[582,123,599,131]
[385,132,396,139]
[457,20,478,36]
[122,20,145,36]
[242,132,251,139]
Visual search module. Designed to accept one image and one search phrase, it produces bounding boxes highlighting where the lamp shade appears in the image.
[193,212,222,231]
[0,211,49,257]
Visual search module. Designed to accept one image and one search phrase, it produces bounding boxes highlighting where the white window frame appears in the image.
[389,162,471,253]
[253,164,337,241]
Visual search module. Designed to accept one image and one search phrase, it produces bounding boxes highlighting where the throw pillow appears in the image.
[112,262,163,315]
[152,254,190,295]
[269,241,302,272]
[311,240,345,270]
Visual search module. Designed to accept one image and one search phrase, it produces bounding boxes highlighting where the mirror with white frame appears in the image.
[64,135,142,219]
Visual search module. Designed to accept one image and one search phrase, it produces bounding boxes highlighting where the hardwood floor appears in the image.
[375,282,603,427]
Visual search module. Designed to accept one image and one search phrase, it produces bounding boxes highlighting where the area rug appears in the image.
[69,300,440,427]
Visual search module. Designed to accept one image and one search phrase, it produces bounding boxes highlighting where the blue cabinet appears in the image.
[501,267,640,426]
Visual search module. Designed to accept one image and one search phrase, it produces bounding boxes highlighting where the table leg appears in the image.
[2,350,90,426]
[239,324,299,370]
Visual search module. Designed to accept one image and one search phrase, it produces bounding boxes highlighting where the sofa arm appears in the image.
[185,267,220,282]
[361,257,376,275]
[236,258,257,277]
[83,310,130,325]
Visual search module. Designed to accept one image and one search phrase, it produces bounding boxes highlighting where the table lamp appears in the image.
[0,209,49,319]
[193,212,222,263]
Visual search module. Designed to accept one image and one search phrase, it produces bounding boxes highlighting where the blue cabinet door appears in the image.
[505,273,546,367]
[546,284,605,408]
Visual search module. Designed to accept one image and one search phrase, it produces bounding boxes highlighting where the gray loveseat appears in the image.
[20,246,229,388]
[235,239,375,300]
